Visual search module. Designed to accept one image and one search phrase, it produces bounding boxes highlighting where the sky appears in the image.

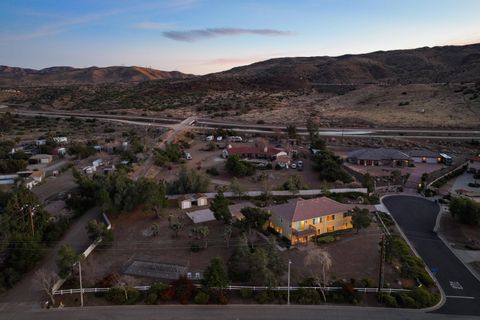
[1,0,480,75]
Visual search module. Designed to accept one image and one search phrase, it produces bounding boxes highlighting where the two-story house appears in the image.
[266,197,354,245]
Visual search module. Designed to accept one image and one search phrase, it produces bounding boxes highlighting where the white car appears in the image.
[184,152,192,160]
[297,161,303,167]
[216,136,223,141]
[290,163,297,169]
[206,135,214,142]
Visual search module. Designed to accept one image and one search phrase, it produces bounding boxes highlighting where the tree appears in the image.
[169,216,184,238]
[229,177,244,197]
[286,124,297,140]
[450,197,480,226]
[234,207,270,248]
[139,179,167,218]
[192,225,210,249]
[306,116,320,144]
[210,191,231,223]
[0,112,14,135]
[284,174,305,194]
[313,151,352,183]
[223,224,233,249]
[57,244,80,278]
[304,248,332,302]
[35,269,60,306]
[225,155,255,177]
[202,257,229,290]
[363,173,375,193]
[167,166,210,194]
[351,207,372,233]
[86,219,113,242]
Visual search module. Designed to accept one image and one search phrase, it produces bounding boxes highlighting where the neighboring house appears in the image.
[222,145,289,162]
[30,170,45,183]
[406,149,441,164]
[467,155,480,174]
[346,148,412,167]
[267,197,354,245]
[29,154,53,164]
[178,193,208,209]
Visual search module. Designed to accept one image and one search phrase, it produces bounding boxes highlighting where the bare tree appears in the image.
[118,275,136,301]
[304,248,332,302]
[35,269,60,306]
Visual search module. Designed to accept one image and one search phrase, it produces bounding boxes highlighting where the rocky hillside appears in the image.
[171,43,480,91]
[0,65,193,86]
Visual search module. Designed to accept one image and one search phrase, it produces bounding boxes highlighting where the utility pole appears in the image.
[377,235,385,302]
[29,206,35,236]
[287,259,292,305]
[76,261,84,307]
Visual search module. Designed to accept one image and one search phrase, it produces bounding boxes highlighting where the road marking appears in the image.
[449,281,463,290]
[446,295,475,299]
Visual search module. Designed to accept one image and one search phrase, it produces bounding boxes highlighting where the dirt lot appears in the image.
[281,224,401,288]
[80,208,245,287]
[440,213,480,247]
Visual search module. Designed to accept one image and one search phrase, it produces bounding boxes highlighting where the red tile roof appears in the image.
[266,197,354,223]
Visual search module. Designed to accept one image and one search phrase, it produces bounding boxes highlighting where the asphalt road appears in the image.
[6,109,480,140]
[1,304,478,320]
[383,195,480,316]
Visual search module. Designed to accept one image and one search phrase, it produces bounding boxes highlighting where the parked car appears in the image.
[297,161,303,168]
[229,136,243,142]
[290,163,297,169]
[184,152,192,160]
[206,135,214,141]
[216,136,223,141]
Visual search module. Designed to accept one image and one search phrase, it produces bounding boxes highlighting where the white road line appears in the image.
[445,295,475,299]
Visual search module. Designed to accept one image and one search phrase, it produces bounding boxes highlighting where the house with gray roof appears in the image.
[266,197,354,245]
[346,148,412,167]
[406,149,441,164]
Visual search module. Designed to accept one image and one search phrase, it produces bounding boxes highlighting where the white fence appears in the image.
[167,188,368,200]
[54,284,409,296]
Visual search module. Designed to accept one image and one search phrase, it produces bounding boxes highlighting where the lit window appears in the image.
[326,214,335,221]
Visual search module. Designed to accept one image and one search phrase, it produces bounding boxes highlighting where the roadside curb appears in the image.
[380,195,446,312]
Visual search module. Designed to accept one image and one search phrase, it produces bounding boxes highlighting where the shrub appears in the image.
[194,291,210,304]
[255,290,275,304]
[314,235,339,244]
[294,288,321,304]
[383,294,398,307]
[240,288,253,299]
[105,287,142,305]
[172,277,196,304]
[395,292,417,308]
[410,286,438,308]
[146,292,158,305]
[206,167,219,176]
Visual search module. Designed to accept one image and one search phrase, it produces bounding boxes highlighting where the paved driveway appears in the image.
[383,195,480,316]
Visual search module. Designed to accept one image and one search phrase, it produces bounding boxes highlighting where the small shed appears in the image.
[178,195,193,209]
[178,193,209,209]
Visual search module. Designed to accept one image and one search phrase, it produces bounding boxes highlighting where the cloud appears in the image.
[133,21,176,30]
[163,28,294,42]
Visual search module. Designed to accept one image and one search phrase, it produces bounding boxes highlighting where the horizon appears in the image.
[1,0,480,75]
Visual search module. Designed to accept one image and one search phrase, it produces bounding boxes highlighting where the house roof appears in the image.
[228,201,255,220]
[30,171,45,178]
[406,149,440,158]
[227,146,283,157]
[266,197,353,223]
[347,148,411,161]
